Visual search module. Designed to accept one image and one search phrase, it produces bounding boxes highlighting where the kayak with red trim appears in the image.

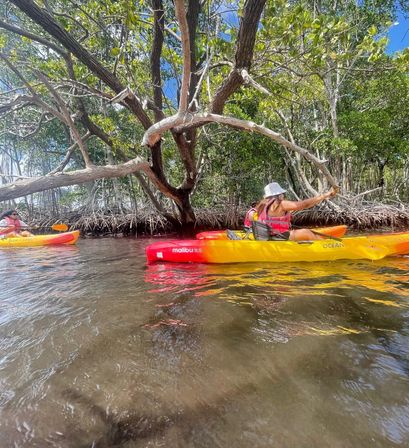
[0,230,80,247]
[196,225,348,240]
[146,231,409,264]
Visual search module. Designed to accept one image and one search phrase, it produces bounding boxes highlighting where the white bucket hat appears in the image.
[264,182,286,198]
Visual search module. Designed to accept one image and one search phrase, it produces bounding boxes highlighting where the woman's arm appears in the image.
[281,187,337,212]
[0,218,14,228]
[0,219,15,234]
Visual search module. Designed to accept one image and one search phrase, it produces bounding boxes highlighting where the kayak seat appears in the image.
[252,221,289,241]
[226,229,242,240]
[252,221,271,241]
[243,227,253,239]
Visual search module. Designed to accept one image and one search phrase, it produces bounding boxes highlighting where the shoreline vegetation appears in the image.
[26,199,409,238]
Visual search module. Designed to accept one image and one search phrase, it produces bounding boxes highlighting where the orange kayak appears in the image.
[196,225,348,240]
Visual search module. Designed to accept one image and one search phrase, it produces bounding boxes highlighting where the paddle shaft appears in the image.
[289,223,343,242]
[0,223,68,232]
[251,221,342,242]
[309,229,342,242]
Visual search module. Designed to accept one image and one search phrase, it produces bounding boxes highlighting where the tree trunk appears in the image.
[175,189,196,235]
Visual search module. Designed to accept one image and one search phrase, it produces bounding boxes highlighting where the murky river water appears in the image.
[1,237,409,447]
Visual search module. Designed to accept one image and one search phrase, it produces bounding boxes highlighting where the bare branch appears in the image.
[58,79,113,100]
[133,172,167,214]
[9,0,153,129]
[164,24,181,41]
[17,113,55,140]
[210,0,267,113]
[109,86,133,105]
[0,19,67,56]
[188,16,221,110]
[150,0,164,122]
[241,69,270,95]
[143,112,338,188]
[174,0,191,112]
[0,53,38,96]
[35,71,93,167]
[0,94,36,115]
[239,70,320,194]
[0,157,154,202]
[0,83,41,96]
[48,131,91,174]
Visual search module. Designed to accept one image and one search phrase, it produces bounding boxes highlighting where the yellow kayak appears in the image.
[0,230,80,247]
[146,231,409,264]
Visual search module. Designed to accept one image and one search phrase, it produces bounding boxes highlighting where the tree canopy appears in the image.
[0,0,408,226]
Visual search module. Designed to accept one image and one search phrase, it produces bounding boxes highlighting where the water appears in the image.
[0,237,409,447]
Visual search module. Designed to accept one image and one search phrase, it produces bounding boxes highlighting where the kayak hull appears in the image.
[0,230,80,247]
[146,231,409,264]
[196,225,348,240]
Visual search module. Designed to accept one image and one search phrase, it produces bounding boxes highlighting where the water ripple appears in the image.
[1,239,409,447]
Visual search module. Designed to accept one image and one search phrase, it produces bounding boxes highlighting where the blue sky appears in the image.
[387,11,409,53]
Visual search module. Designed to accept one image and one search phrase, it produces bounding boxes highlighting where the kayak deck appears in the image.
[196,225,348,240]
[146,231,409,264]
[0,230,80,247]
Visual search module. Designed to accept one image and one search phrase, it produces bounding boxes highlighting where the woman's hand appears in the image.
[322,186,339,200]
[332,185,340,196]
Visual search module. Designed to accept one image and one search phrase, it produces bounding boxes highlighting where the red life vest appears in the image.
[258,198,291,233]
[244,207,256,227]
[0,216,21,236]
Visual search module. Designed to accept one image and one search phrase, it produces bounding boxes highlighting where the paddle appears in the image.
[251,221,343,242]
[289,224,344,242]
[309,229,342,242]
[0,223,69,232]
[49,223,69,232]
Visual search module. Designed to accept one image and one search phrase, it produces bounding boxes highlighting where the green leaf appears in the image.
[368,25,377,36]
[110,47,120,57]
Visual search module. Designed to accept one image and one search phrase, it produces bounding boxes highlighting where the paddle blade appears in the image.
[51,223,69,232]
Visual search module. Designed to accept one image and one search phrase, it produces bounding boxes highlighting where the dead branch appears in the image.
[0,157,155,202]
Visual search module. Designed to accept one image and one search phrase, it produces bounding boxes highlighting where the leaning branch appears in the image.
[142,113,338,188]
[0,19,67,56]
[0,157,177,203]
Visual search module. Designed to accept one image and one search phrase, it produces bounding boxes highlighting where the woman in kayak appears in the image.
[0,210,33,238]
[255,182,338,241]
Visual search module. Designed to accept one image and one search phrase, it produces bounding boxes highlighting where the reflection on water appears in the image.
[1,238,409,447]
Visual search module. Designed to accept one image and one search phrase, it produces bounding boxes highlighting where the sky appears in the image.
[387,10,409,53]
